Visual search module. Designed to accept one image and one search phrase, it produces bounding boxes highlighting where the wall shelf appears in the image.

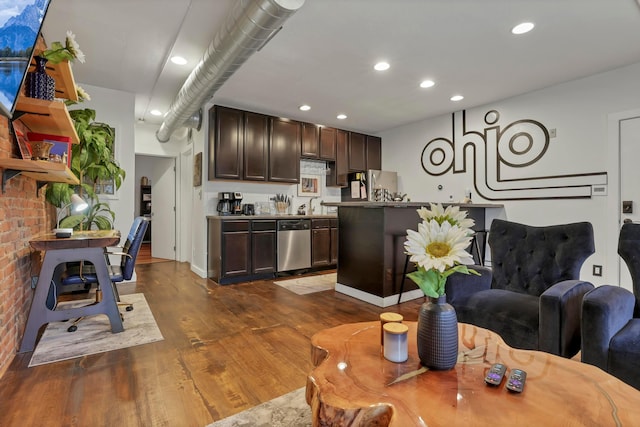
[14,97,80,144]
[0,158,79,193]
[0,36,81,192]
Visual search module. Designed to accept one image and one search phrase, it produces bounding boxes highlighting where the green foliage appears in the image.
[45,108,126,230]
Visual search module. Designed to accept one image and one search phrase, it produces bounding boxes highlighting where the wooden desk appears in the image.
[306,322,640,426]
[19,230,123,353]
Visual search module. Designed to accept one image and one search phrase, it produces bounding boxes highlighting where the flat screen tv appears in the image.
[0,0,52,119]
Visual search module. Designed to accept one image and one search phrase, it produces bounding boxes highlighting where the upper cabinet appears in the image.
[348,132,367,172]
[210,106,270,181]
[366,135,382,170]
[209,104,382,187]
[269,117,300,183]
[301,122,320,158]
[243,111,269,181]
[319,127,337,161]
[211,105,243,180]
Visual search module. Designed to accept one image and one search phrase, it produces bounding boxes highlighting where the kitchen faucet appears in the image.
[308,197,319,215]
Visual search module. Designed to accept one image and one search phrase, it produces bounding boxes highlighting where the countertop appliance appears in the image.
[217,192,232,215]
[242,203,255,215]
[277,219,311,272]
[232,192,243,214]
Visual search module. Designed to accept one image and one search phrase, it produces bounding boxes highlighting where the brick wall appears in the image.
[0,117,53,378]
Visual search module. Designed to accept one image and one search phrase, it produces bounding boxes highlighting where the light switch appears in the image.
[623,201,633,214]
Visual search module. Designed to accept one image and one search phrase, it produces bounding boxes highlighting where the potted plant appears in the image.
[46,108,126,230]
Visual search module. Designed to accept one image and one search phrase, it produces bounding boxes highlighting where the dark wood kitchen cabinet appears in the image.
[301,122,320,158]
[210,105,243,180]
[220,220,250,278]
[210,106,269,181]
[330,218,338,265]
[327,129,349,187]
[251,220,276,274]
[209,218,276,284]
[269,117,300,183]
[366,135,382,170]
[319,126,337,161]
[243,111,269,181]
[312,219,332,267]
[348,132,367,172]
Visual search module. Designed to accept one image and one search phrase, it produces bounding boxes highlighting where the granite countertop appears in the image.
[207,214,338,220]
[321,201,504,208]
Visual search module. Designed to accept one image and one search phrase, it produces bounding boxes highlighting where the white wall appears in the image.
[73,84,135,237]
[379,61,640,287]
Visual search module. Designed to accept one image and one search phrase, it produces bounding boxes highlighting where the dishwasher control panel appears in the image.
[277,219,311,231]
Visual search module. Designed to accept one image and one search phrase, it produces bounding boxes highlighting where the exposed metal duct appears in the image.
[156,0,305,142]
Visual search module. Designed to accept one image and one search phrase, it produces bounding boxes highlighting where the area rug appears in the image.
[273,273,336,295]
[207,387,310,427]
[29,293,163,367]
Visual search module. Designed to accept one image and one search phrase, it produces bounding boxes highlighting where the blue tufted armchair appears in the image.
[581,222,640,390]
[445,219,595,358]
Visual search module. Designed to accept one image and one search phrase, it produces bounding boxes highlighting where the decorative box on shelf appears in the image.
[27,132,72,167]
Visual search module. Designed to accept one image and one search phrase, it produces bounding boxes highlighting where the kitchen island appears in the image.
[324,202,504,307]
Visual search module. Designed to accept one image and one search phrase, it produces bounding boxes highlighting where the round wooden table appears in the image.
[306,321,640,426]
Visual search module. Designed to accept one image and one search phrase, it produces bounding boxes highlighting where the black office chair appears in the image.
[59,216,149,332]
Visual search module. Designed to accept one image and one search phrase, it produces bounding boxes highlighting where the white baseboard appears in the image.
[335,283,423,307]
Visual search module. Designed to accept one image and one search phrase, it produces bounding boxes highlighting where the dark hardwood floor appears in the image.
[0,261,424,427]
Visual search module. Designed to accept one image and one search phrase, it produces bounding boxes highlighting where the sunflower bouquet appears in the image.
[404,203,479,298]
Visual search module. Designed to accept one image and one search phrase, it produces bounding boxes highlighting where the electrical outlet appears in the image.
[593,265,603,277]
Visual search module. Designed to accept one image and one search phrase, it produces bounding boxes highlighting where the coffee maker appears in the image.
[217,192,232,215]
[231,192,243,215]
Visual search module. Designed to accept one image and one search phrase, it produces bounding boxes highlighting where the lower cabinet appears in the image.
[220,220,251,277]
[209,217,334,285]
[330,219,338,265]
[251,220,276,274]
[209,218,276,284]
[312,219,338,267]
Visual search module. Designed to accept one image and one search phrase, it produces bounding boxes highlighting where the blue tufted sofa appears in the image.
[445,219,595,358]
[581,222,640,390]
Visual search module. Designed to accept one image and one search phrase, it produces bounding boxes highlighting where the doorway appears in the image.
[609,109,640,291]
[135,155,176,261]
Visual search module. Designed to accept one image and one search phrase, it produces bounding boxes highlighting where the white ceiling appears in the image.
[41,0,640,136]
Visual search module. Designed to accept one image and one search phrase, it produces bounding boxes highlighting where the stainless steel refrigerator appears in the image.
[367,169,398,201]
[342,169,398,201]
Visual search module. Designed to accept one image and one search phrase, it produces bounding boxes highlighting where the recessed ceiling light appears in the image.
[420,80,435,88]
[170,56,188,65]
[374,61,390,71]
[299,104,311,111]
[511,22,535,35]
[337,114,347,120]
[450,95,464,102]
[150,109,163,116]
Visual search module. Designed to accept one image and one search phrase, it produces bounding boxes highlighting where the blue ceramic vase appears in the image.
[417,294,458,370]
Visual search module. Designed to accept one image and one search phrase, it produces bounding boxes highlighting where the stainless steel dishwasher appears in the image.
[277,219,311,272]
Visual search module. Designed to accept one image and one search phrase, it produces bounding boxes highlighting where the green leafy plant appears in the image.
[46,108,125,230]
